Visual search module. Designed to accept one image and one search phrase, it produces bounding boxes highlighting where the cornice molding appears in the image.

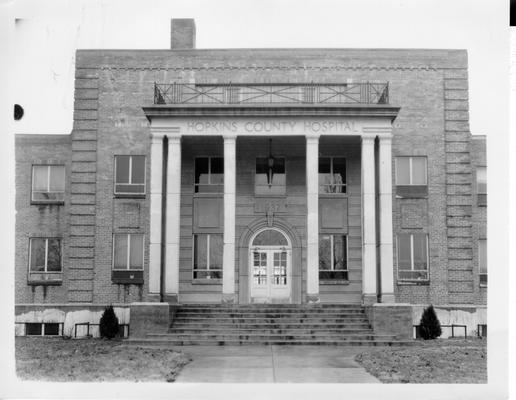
[142,104,400,121]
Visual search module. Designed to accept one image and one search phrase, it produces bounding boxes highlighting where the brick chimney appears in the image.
[171,19,196,50]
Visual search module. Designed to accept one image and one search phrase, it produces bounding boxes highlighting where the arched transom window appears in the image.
[252,229,289,247]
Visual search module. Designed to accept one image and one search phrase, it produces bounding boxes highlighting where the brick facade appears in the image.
[15,44,486,312]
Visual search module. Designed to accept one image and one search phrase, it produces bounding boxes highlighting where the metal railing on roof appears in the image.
[154,82,389,105]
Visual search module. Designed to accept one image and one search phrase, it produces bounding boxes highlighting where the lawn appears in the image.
[355,338,487,383]
[15,337,191,382]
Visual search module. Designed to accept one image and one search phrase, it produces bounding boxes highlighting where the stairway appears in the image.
[129,304,414,346]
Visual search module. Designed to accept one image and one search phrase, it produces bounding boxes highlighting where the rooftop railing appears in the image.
[154,82,389,105]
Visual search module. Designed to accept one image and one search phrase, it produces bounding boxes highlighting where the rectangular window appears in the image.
[395,157,427,185]
[112,233,144,270]
[32,165,65,202]
[195,157,224,193]
[477,167,487,194]
[255,157,286,195]
[476,167,487,206]
[479,239,487,286]
[114,155,146,195]
[319,157,346,194]
[318,235,348,280]
[193,234,223,280]
[25,322,60,336]
[397,233,429,281]
[29,238,62,272]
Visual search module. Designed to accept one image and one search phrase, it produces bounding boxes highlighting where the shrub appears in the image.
[419,304,442,340]
[99,305,119,339]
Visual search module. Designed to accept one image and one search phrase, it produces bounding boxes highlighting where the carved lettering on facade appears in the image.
[185,120,359,134]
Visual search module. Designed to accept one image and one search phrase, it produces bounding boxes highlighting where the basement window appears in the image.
[114,155,146,196]
[26,322,61,336]
[31,165,65,203]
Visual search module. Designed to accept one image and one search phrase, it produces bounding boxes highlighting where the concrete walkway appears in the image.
[173,345,380,383]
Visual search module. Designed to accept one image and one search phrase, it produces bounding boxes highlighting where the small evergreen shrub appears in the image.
[419,304,442,340]
[99,305,119,339]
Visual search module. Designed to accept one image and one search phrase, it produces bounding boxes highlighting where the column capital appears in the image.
[361,133,376,142]
[150,125,180,137]
[377,133,393,142]
[150,134,164,144]
[167,135,181,145]
[223,133,237,142]
[305,133,321,142]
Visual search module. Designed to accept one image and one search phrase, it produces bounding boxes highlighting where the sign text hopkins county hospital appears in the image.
[185,120,360,134]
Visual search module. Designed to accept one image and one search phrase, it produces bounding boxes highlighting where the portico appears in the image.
[144,82,399,305]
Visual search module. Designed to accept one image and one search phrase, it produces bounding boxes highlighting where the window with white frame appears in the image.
[319,157,346,194]
[318,235,348,280]
[395,156,427,185]
[397,233,429,281]
[32,165,65,202]
[29,238,62,272]
[479,239,487,286]
[112,233,144,270]
[114,155,146,195]
[193,234,223,279]
[195,157,224,193]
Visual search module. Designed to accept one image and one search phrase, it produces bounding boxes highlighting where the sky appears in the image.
[11,0,508,137]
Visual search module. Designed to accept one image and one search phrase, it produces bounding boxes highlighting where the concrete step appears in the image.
[169,328,374,334]
[177,304,363,309]
[174,308,366,314]
[174,312,366,318]
[157,332,386,339]
[125,338,416,347]
[171,318,370,325]
[170,322,371,330]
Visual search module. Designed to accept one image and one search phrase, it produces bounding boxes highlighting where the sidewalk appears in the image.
[173,345,380,383]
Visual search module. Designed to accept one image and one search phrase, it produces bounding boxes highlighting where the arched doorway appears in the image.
[248,227,292,303]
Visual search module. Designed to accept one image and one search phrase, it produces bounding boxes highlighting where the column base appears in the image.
[305,294,320,304]
[163,294,179,304]
[221,293,236,304]
[362,293,377,306]
[380,293,396,303]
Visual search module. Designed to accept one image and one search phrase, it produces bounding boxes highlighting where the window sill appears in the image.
[479,284,487,288]
[193,192,223,198]
[31,200,65,206]
[192,279,222,285]
[319,193,348,198]
[28,273,63,286]
[397,280,429,286]
[320,280,349,285]
[112,270,143,284]
[114,193,146,199]
[254,194,287,199]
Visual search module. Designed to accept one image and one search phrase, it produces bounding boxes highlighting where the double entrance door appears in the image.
[250,247,291,302]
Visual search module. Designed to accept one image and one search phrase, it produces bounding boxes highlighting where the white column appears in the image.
[361,134,377,305]
[222,135,237,303]
[306,134,320,303]
[165,135,181,299]
[149,133,163,295]
[378,134,395,303]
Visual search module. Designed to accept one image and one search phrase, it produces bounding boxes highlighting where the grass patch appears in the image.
[16,337,191,382]
[355,338,487,383]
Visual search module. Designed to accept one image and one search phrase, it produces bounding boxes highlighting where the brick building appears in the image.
[15,19,486,338]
